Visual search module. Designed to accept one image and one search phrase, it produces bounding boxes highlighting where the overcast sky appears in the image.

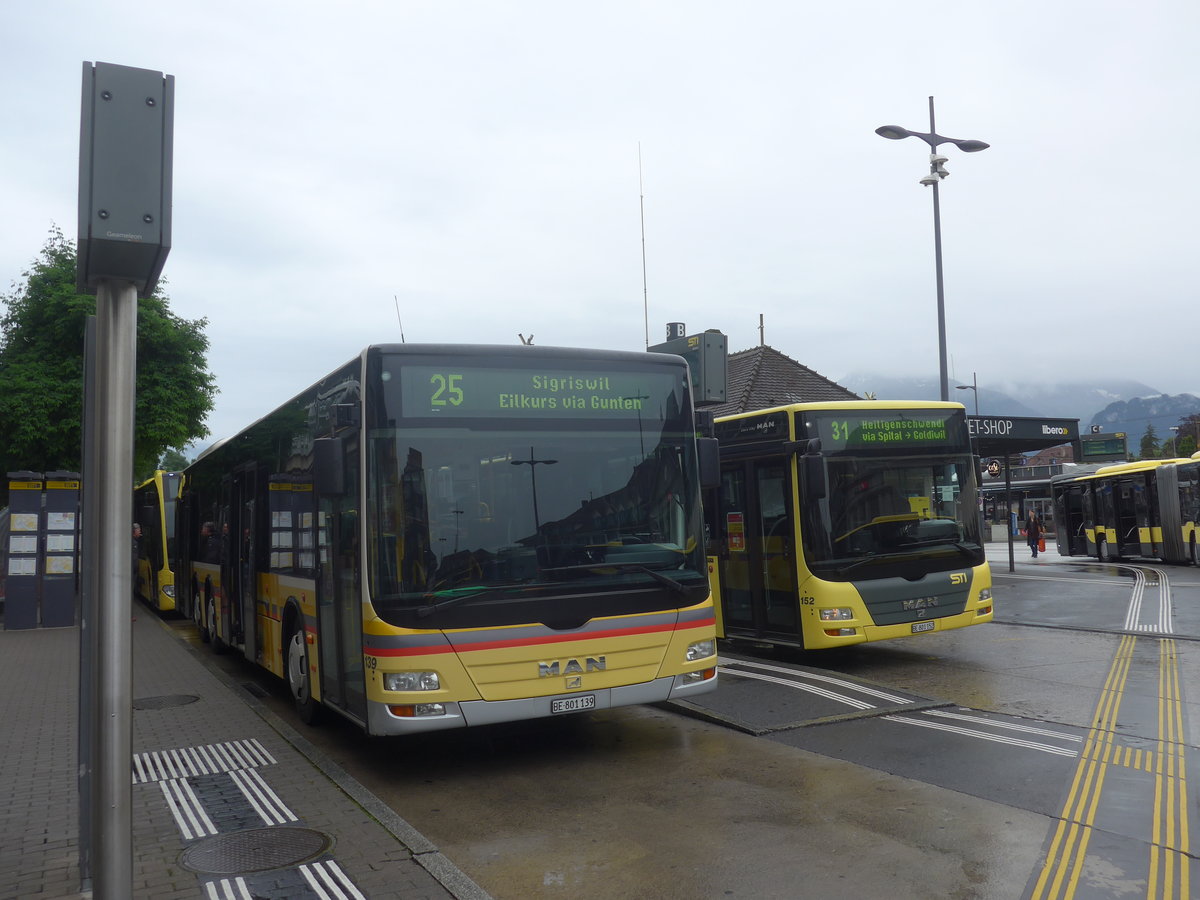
[3,2,1198,449]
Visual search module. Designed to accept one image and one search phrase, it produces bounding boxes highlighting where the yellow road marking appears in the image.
[1031,634,1191,898]
[1032,634,1134,898]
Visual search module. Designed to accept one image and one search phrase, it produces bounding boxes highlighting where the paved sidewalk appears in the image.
[984,534,1063,571]
[0,611,491,900]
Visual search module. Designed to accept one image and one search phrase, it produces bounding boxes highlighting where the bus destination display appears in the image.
[810,410,965,452]
[399,366,679,419]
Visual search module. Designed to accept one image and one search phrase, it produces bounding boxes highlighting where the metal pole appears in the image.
[1004,458,1015,573]
[929,99,949,402]
[78,317,97,892]
[92,278,137,899]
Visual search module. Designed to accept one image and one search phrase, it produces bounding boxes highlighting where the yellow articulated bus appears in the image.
[1051,454,1200,563]
[133,470,183,612]
[706,400,993,649]
[176,344,718,736]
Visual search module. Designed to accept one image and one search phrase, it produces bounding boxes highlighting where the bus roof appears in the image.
[715,399,966,422]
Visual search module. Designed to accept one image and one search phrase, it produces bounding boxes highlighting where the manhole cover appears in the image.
[181,827,331,874]
[133,694,199,710]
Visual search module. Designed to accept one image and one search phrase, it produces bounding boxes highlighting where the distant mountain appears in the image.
[837,374,1161,426]
[1090,394,1200,442]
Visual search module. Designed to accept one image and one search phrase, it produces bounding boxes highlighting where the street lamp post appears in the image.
[955,371,980,415]
[955,371,985,544]
[1170,426,1180,458]
[877,97,989,402]
[510,447,558,535]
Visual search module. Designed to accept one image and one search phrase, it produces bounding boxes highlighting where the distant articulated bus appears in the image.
[1051,454,1200,564]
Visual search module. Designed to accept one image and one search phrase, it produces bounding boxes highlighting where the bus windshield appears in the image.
[803,453,983,578]
[364,357,709,625]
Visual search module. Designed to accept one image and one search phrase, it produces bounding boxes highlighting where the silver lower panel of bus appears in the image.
[365,671,718,736]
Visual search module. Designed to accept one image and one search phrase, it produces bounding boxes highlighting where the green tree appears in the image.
[0,229,217,497]
[158,447,192,472]
[1175,413,1200,450]
[1139,423,1161,459]
[1178,434,1197,458]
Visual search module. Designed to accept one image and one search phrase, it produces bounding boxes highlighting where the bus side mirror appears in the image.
[314,437,345,495]
[803,452,826,500]
[698,437,720,489]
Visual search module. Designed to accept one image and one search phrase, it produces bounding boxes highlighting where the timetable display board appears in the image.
[807,409,968,454]
[398,366,679,419]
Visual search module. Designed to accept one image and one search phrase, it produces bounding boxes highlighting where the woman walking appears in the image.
[1025,510,1042,558]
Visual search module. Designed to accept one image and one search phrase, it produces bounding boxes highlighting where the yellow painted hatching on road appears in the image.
[1030,634,1191,899]
[1148,639,1188,900]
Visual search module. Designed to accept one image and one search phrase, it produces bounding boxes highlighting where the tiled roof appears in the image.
[706,345,860,417]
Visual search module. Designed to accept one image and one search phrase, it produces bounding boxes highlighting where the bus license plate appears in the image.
[911,621,935,633]
[551,695,596,714]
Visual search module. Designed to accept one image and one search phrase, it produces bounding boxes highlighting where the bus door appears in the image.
[315,433,367,722]
[226,465,260,662]
[1061,483,1092,556]
[1114,477,1145,558]
[1080,485,1097,556]
[716,459,800,640]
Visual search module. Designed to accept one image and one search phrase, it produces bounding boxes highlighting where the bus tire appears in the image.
[1098,539,1110,562]
[286,619,321,725]
[194,578,210,643]
[1191,537,1197,567]
[207,584,226,654]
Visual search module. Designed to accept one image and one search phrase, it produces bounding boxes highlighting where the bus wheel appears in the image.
[286,625,321,725]
[208,593,226,654]
[1191,538,1197,567]
[194,580,210,642]
[1098,539,1110,562]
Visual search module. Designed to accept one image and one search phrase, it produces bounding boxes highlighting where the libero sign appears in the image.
[967,416,1079,443]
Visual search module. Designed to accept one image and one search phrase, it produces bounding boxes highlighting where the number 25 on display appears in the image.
[430,373,464,406]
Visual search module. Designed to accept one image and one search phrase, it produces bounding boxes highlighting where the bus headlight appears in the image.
[162,585,175,599]
[978,588,992,602]
[383,671,440,692]
[819,607,853,621]
[685,639,716,662]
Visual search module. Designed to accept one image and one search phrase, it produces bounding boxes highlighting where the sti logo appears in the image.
[950,573,967,585]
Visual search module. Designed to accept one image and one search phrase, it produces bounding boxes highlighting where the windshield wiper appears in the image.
[416,587,502,619]
[832,541,980,576]
[541,561,696,597]
[831,555,885,577]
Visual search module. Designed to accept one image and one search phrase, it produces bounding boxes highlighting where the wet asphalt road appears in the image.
[171,542,1200,899]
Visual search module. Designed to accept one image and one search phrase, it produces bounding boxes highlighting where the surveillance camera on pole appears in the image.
[875,97,989,402]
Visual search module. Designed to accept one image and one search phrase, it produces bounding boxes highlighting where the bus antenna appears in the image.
[639,142,649,350]
[393,295,406,343]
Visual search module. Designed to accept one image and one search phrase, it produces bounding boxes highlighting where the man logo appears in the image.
[539,657,606,677]
[950,572,967,585]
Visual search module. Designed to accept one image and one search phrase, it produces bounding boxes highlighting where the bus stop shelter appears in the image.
[967,415,1081,572]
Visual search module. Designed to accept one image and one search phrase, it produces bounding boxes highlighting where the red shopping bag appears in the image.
[1038,537,1046,552]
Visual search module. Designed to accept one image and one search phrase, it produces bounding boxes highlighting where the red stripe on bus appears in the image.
[364,616,715,658]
